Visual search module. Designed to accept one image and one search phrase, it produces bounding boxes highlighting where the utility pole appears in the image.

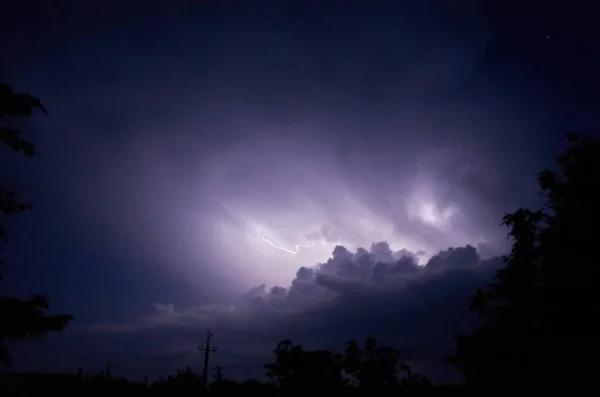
[197,330,218,389]
[105,361,114,379]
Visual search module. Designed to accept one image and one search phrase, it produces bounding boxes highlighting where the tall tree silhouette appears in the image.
[264,339,346,393]
[265,337,428,394]
[0,82,72,366]
[342,337,402,391]
[0,82,45,268]
[449,133,600,389]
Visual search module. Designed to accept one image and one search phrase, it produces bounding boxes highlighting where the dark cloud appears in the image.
[80,242,504,383]
[5,0,596,386]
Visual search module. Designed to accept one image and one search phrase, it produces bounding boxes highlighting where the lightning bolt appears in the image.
[256,226,303,254]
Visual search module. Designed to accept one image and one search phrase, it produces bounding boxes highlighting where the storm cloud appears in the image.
[3,0,594,385]
[84,242,504,383]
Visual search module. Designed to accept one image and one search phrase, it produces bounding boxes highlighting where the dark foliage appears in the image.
[0,82,44,275]
[449,133,600,390]
[150,367,205,395]
[262,336,433,395]
[0,82,72,367]
[1,337,433,396]
[0,82,46,157]
[265,339,347,393]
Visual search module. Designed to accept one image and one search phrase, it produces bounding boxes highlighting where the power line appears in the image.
[197,330,218,389]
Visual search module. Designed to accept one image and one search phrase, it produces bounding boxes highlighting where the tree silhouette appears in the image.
[0,82,46,274]
[264,337,429,394]
[264,339,346,393]
[342,337,402,391]
[209,367,272,395]
[148,366,209,396]
[449,133,600,389]
[398,363,432,390]
[0,82,72,366]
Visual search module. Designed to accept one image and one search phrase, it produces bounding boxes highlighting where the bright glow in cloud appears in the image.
[69,124,505,293]
[202,148,490,290]
[406,187,457,229]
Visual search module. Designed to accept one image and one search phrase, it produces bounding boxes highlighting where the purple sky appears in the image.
[2,0,599,384]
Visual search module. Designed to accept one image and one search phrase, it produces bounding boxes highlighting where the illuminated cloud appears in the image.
[37,2,512,296]
[4,0,595,384]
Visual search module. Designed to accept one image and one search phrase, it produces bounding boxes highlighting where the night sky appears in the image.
[1,0,599,384]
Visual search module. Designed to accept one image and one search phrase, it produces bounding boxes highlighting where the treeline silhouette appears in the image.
[2,83,599,394]
[0,337,443,395]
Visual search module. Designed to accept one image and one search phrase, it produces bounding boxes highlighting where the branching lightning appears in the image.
[255,226,303,254]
